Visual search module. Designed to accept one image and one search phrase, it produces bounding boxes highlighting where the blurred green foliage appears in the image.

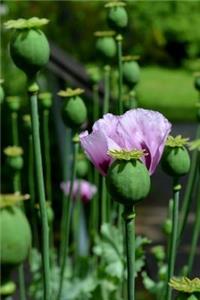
[137,66,197,121]
[1,0,200,67]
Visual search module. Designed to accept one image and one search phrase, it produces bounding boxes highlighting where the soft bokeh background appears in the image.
[1,0,200,284]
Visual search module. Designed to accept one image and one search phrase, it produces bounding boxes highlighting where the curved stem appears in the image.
[165,180,180,300]
[43,109,52,204]
[178,125,200,241]
[29,86,50,300]
[117,35,123,115]
[11,112,19,146]
[187,167,200,275]
[57,141,79,300]
[124,205,136,300]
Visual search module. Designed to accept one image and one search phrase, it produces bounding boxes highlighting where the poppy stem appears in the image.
[101,176,107,224]
[124,205,136,300]
[13,163,26,300]
[57,139,79,300]
[28,134,38,247]
[116,34,123,115]
[29,82,50,300]
[103,65,111,114]
[165,179,180,300]
[93,83,99,122]
[178,125,200,242]
[11,112,19,146]
[43,109,52,204]
[187,168,200,275]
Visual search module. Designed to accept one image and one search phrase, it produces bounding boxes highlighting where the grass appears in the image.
[137,66,198,122]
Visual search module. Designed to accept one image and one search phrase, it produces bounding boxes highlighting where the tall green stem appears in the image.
[28,134,38,247]
[29,83,50,300]
[116,34,123,115]
[187,171,200,275]
[57,141,79,300]
[13,166,25,300]
[178,125,200,241]
[43,109,52,203]
[103,65,110,114]
[124,205,136,300]
[11,112,19,146]
[165,180,181,300]
[101,177,107,224]
[93,84,99,122]
[91,169,99,233]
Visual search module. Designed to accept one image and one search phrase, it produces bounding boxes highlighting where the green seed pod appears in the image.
[0,81,5,104]
[0,280,16,297]
[6,96,21,112]
[58,88,87,129]
[162,218,172,235]
[122,58,140,88]
[106,2,128,31]
[0,205,32,265]
[4,146,24,171]
[107,159,150,205]
[95,31,116,59]
[38,92,52,109]
[194,73,200,91]
[10,29,50,77]
[76,159,89,178]
[162,146,190,177]
[162,135,191,177]
[47,205,54,225]
[23,114,32,133]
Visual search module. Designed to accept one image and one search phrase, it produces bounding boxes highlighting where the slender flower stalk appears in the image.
[93,84,100,123]
[43,109,52,204]
[57,139,79,300]
[165,180,181,300]
[101,177,107,224]
[11,112,19,146]
[187,171,200,275]
[124,205,136,300]
[29,82,50,300]
[178,125,200,241]
[103,65,111,114]
[28,134,38,247]
[116,34,123,114]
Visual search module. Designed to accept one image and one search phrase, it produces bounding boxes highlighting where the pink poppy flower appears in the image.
[80,108,171,175]
[60,180,97,203]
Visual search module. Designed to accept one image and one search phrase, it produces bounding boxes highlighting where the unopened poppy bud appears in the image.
[122,56,140,88]
[0,80,5,104]
[23,114,32,133]
[105,2,128,31]
[151,245,165,262]
[194,72,200,92]
[6,96,21,112]
[76,156,89,178]
[0,194,32,266]
[95,31,116,59]
[162,135,190,177]
[0,280,16,296]
[38,92,52,109]
[4,146,24,171]
[86,65,102,84]
[58,88,87,129]
[106,150,150,205]
[163,218,172,235]
[4,17,50,77]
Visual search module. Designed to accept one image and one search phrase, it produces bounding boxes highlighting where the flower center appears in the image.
[166,135,189,148]
[107,149,147,160]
